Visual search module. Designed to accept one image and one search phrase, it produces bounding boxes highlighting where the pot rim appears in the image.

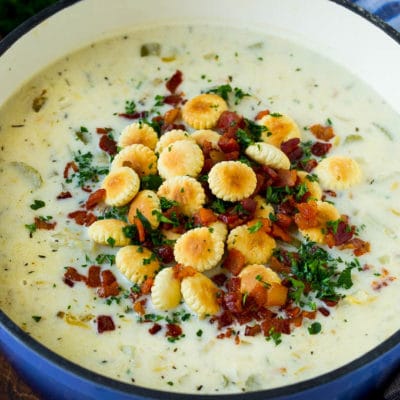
[0,0,399,399]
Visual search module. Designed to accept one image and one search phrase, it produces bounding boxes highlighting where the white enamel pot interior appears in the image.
[0,1,400,400]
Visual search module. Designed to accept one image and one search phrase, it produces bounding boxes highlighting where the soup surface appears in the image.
[1,24,400,394]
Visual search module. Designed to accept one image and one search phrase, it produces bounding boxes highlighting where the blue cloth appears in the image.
[350,0,400,31]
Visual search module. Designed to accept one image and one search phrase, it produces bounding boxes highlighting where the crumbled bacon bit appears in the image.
[342,238,371,256]
[140,277,154,295]
[118,111,148,120]
[68,210,97,226]
[223,292,243,314]
[244,324,261,336]
[294,202,319,229]
[271,223,291,242]
[218,213,242,229]
[101,270,117,286]
[309,124,335,141]
[97,281,119,298]
[160,122,186,134]
[216,327,236,339]
[326,220,354,246]
[269,256,291,274]
[193,208,218,226]
[149,323,162,335]
[84,212,97,226]
[99,134,117,156]
[63,267,87,286]
[153,245,174,263]
[255,109,270,120]
[163,94,184,106]
[216,111,245,137]
[81,186,92,193]
[85,188,106,209]
[281,138,303,162]
[284,306,301,319]
[97,270,120,298]
[172,264,197,280]
[56,191,72,200]
[134,217,146,243]
[163,108,180,125]
[372,273,396,291]
[223,150,240,161]
[240,198,257,216]
[275,169,297,188]
[166,323,182,338]
[63,161,78,179]
[302,158,318,172]
[87,265,101,288]
[323,190,337,198]
[166,70,183,94]
[96,127,112,135]
[133,300,146,315]
[302,310,317,320]
[218,135,240,153]
[97,315,115,333]
[223,249,246,275]
[34,217,56,230]
[311,142,332,157]
[261,318,291,336]
[323,299,338,307]
[318,307,330,317]
[275,213,292,229]
[211,273,228,287]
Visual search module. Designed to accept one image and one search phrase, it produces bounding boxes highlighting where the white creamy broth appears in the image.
[1,24,400,394]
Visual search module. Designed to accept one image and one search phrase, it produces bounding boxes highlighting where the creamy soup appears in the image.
[1,24,400,395]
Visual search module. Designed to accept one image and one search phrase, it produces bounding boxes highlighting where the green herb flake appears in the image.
[266,328,282,345]
[32,90,47,112]
[30,200,45,210]
[248,220,263,233]
[75,126,90,144]
[160,197,179,211]
[140,43,161,57]
[25,223,37,235]
[95,253,116,265]
[67,151,109,187]
[308,322,322,335]
[125,100,136,114]
[140,174,163,191]
[32,315,42,322]
[107,237,116,247]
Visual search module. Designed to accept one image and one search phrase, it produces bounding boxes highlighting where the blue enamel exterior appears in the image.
[0,1,400,399]
[2,308,400,399]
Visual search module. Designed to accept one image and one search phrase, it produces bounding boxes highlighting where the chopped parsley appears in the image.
[66,151,109,187]
[266,328,282,345]
[25,223,37,235]
[159,197,179,211]
[248,220,263,233]
[274,241,358,303]
[140,174,163,191]
[308,322,322,335]
[95,253,116,265]
[124,100,136,114]
[75,126,90,144]
[100,205,129,222]
[30,200,45,210]
[106,237,116,247]
[206,84,251,105]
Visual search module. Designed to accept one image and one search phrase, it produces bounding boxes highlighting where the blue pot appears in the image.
[1,1,400,399]
[2,309,400,399]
